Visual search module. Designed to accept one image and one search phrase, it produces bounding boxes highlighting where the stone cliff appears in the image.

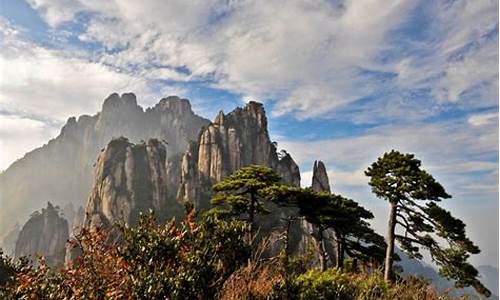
[15,202,69,267]
[177,101,301,209]
[0,93,209,237]
[84,138,175,229]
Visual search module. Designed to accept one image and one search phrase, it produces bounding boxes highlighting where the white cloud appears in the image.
[468,112,499,126]
[25,0,497,120]
[0,19,172,123]
[0,18,189,169]
[27,0,84,27]
[0,115,59,171]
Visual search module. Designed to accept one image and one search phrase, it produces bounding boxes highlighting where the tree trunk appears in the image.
[335,231,344,269]
[384,202,398,281]
[248,192,256,242]
[317,227,327,271]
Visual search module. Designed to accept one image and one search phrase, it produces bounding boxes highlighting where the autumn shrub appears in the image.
[218,259,282,300]
[1,210,250,299]
[6,227,131,299]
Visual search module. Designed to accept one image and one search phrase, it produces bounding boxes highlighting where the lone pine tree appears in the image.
[365,150,490,297]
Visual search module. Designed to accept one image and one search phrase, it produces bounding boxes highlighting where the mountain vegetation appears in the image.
[0,161,489,299]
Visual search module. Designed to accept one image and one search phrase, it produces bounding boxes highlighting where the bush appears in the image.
[270,268,353,300]
[119,210,250,299]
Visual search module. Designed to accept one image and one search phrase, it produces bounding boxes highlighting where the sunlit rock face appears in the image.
[177,101,301,209]
[15,202,69,267]
[84,138,175,229]
[0,93,209,238]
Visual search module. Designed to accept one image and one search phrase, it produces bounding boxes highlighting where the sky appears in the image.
[0,0,498,268]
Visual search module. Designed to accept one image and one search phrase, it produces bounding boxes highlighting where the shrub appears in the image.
[270,268,354,300]
[119,210,250,299]
[1,210,250,299]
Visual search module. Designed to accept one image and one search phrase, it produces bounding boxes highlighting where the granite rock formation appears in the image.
[177,101,301,209]
[84,137,174,229]
[171,101,305,256]
[311,161,331,193]
[15,202,69,266]
[0,93,209,238]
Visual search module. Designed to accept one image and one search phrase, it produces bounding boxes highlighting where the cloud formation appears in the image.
[23,0,499,120]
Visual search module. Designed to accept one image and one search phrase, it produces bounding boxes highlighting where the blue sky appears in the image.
[0,0,498,268]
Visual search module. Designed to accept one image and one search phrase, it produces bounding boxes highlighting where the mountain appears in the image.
[0,93,209,239]
[309,160,337,267]
[80,101,305,258]
[83,101,301,223]
[15,202,69,267]
[177,102,300,209]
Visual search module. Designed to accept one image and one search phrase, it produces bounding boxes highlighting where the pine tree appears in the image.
[365,150,490,297]
[210,165,282,240]
[300,191,386,270]
[267,186,386,270]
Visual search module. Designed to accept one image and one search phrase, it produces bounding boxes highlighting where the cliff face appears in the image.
[15,202,69,267]
[311,161,331,193]
[0,93,209,237]
[177,102,301,209]
[84,138,175,229]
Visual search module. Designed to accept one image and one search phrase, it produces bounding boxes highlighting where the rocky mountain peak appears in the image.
[15,202,69,267]
[311,160,331,193]
[84,137,172,229]
[155,96,192,114]
[214,110,225,125]
[102,92,141,113]
[177,101,300,209]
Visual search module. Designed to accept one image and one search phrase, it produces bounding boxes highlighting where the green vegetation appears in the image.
[0,153,490,299]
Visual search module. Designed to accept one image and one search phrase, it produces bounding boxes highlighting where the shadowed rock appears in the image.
[84,137,174,229]
[15,202,69,267]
